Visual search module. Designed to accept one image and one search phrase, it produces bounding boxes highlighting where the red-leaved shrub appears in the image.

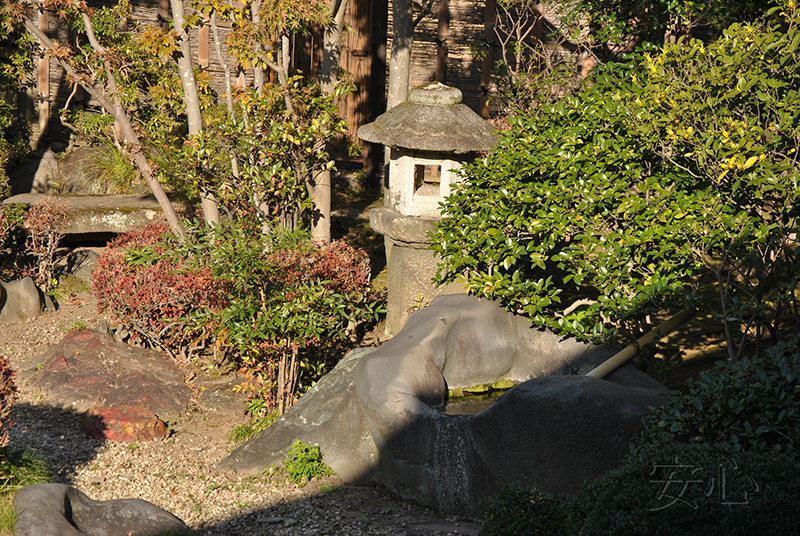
[92,222,229,359]
[23,196,69,291]
[93,219,383,413]
[0,355,17,448]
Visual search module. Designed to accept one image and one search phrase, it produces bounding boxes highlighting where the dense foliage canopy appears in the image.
[433,2,800,358]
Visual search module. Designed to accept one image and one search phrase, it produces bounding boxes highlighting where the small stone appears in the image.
[0,277,45,323]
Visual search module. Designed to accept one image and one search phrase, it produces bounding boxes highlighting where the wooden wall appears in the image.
[387,0,488,112]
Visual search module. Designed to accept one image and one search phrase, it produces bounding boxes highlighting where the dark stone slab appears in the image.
[20,329,190,421]
[13,483,189,536]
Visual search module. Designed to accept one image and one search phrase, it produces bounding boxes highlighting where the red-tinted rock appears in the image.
[20,329,190,420]
[80,405,167,442]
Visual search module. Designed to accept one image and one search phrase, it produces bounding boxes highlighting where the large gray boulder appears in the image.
[219,347,379,482]
[13,483,189,536]
[221,295,671,518]
[353,295,670,516]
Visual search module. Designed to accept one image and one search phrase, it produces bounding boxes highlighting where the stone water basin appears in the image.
[221,294,671,518]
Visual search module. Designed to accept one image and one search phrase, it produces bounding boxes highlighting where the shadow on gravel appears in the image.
[7,402,105,485]
[194,483,478,536]
[7,402,477,536]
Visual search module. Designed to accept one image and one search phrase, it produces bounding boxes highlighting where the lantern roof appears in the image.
[357,82,499,154]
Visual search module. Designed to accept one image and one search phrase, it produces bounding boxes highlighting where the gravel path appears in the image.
[2,288,478,536]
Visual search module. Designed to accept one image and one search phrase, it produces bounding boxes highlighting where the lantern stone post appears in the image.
[357,82,498,337]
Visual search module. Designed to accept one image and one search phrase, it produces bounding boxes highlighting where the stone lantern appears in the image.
[357,82,498,337]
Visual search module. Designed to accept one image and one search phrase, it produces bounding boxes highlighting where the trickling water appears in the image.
[432,413,471,513]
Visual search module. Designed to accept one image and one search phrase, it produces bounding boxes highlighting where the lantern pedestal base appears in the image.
[370,207,464,338]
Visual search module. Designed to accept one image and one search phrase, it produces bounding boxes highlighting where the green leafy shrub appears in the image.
[572,441,800,536]
[480,482,570,536]
[639,338,800,456]
[433,63,693,345]
[175,218,383,413]
[283,440,334,485]
[433,5,800,357]
[577,0,773,43]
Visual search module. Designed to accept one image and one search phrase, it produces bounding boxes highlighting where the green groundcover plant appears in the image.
[640,337,800,456]
[480,444,800,536]
[283,440,334,485]
[480,338,800,535]
[571,441,800,536]
[479,482,569,536]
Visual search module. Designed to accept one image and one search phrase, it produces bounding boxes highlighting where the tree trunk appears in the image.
[387,0,413,110]
[251,0,266,92]
[436,0,449,82]
[480,0,497,118]
[319,0,348,94]
[210,11,240,181]
[170,0,220,227]
[211,11,234,116]
[309,170,331,243]
[169,0,203,136]
[309,0,349,244]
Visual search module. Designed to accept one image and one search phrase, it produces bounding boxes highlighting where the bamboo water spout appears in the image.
[585,309,696,379]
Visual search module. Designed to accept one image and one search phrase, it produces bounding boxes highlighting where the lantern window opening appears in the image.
[414,163,442,197]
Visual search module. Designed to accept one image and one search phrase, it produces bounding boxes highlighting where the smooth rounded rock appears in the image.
[0,277,45,323]
[13,483,189,536]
